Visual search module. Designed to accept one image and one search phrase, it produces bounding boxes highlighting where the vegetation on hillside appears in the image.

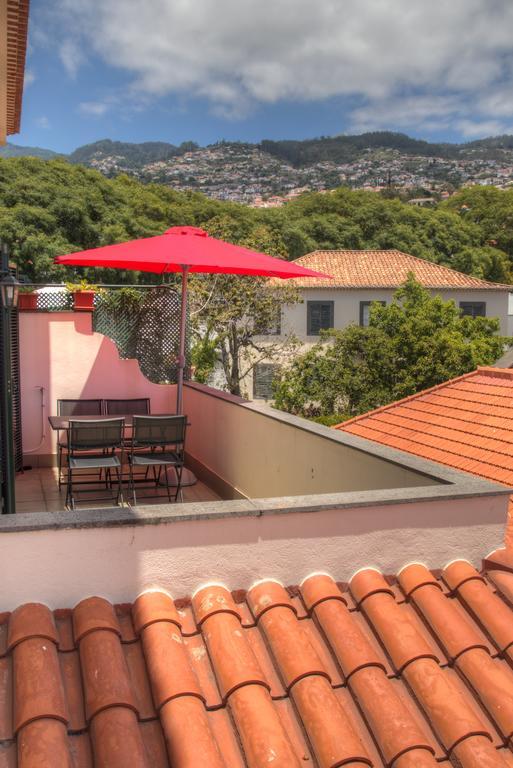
[7,130,513,169]
[273,277,508,422]
[0,157,511,400]
[2,157,513,286]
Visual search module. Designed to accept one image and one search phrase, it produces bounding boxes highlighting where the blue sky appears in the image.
[15,0,513,154]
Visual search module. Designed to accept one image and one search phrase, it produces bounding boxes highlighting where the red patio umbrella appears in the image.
[55,225,331,412]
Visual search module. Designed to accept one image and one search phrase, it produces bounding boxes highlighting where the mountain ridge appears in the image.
[4,131,513,204]
[3,130,513,167]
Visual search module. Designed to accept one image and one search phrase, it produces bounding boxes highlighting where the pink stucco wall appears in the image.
[20,311,177,460]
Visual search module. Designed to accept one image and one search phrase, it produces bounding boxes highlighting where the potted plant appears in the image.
[18,285,38,311]
[65,280,98,311]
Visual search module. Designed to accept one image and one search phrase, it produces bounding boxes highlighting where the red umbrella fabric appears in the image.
[55,225,331,412]
[55,226,331,278]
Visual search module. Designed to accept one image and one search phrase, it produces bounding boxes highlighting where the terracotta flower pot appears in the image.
[72,290,95,311]
[18,293,38,310]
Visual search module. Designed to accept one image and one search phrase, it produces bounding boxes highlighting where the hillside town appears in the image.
[83,142,513,205]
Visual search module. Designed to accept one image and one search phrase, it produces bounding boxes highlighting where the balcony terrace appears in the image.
[3,289,513,768]
[4,295,509,589]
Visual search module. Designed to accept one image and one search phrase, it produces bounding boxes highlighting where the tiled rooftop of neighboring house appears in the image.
[335,366,513,548]
[3,554,513,767]
[286,249,513,289]
[5,0,30,136]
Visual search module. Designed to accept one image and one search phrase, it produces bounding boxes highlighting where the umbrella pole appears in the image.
[163,264,197,492]
[176,265,188,415]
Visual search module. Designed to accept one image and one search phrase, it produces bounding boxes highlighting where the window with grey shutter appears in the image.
[459,301,486,318]
[307,301,334,335]
[360,300,386,326]
[253,363,277,400]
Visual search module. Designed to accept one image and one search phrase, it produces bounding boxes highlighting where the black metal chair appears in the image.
[128,415,187,505]
[65,418,125,510]
[104,398,151,448]
[57,399,103,487]
[104,398,151,415]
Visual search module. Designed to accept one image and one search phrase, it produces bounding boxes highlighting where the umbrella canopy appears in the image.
[55,225,331,278]
[55,226,331,412]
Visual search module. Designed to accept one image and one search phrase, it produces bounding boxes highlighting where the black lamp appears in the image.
[0,274,20,309]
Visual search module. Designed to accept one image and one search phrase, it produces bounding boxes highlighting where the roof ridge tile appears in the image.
[73,597,121,644]
[398,565,491,662]
[192,586,241,627]
[13,637,68,734]
[138,618,204,711]
[4,559,513,767]
[74,603,138,723]
[247,581,297,622]
[7,604,58,651]
[444,562,513,656]
[132,591,181,635]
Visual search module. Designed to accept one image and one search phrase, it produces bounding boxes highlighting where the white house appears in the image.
[252,249,513,400]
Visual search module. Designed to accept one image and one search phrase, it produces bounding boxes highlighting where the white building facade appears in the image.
[252,250,513,400]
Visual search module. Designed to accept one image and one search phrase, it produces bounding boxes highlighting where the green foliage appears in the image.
[189,273,299,396]
[65,279,98,293]
[3,156,513,290]
[260,132,456,167]
[190,336,218,384]
[274,276,508,420]
[97,286,144,311]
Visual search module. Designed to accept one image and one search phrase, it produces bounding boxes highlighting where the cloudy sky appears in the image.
[16,0,513,152]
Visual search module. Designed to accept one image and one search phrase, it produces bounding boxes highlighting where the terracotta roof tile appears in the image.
[3,558,513,766]
[286,250,513,289]
[336,367,513,547]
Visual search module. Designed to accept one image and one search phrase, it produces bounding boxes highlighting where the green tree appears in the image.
[274,276,507,420]
[189,213,300,395]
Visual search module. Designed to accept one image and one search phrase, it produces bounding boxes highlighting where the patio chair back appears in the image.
[68,418,125,452]
[104,398,151,416]
[132,415,186,450]
[58,398,103,416]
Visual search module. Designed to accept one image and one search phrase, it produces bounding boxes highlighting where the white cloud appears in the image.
[24,69,35,87]
[59,38,85,79]
[51,0,513,135]
[78,101,110,117]
[35,116,51,129]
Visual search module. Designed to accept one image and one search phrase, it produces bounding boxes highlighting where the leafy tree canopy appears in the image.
[2,157,513,288]
[273,276,508,421]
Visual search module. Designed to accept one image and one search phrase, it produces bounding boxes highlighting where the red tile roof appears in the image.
[3,560,513,766]
[287,250,513,290]
[336,367,513,488]
[335,366,513,549]
[5,0,30,137]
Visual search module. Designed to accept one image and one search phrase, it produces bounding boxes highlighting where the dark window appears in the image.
[253,363,277,400]
[360,300,386,327]
[307,301,334,335]
[459,301,486,318]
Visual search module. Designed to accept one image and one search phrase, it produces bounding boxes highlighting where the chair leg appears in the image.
[115,465,123,506]
[174,465,183,503]
[58,445,65,488]
[165,464,171,502]
[66,462,73,510]
[129,460,136,506]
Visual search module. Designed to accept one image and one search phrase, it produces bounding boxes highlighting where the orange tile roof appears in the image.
[287,250,513,290]
[3,562,513,766]
[336,367,513,488]
[5,0,30,136]
[335,366,513,549]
